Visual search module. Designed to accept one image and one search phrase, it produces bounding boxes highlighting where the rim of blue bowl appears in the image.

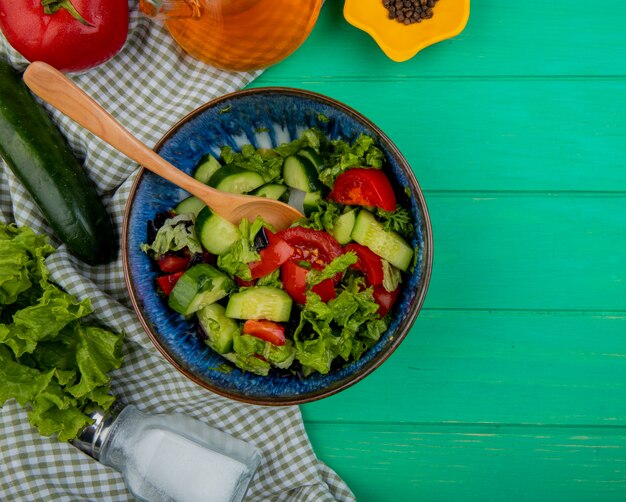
[122,86,433,405]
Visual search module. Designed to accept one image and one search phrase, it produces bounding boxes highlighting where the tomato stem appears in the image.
[41,0,94,27]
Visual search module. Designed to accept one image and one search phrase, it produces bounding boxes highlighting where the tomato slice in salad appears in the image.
[249,230,294,279]
[276,227,344,271]
[243,320,286,346]
[345,243,384,286]
[281,259,336,304]
[373,284,400,317]
[328,168,397,212]
[156,271,185,296]
[157,253,191,273]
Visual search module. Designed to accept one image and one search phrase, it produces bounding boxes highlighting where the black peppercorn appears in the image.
[382,0,439,24]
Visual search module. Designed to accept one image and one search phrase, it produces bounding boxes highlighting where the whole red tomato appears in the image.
[0,0,129,72]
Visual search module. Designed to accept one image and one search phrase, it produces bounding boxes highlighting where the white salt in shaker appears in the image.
[73,403,261,502]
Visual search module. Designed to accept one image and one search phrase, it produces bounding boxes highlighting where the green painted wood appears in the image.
[271,0,626,78]
[302,310,626,424]
[305,422,626,502]
[248,79,626,192]
[425,195,626,309]
[246,1,626,499]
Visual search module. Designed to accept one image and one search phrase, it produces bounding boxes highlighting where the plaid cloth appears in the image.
[0,4,355,501]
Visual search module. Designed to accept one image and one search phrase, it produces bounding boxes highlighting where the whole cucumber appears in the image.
[0,59,116,265]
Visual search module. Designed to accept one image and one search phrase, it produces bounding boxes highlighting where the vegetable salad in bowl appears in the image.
[123,88,432,404]
[141,129,415,378]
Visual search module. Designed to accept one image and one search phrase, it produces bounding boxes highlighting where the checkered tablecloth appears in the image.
[0,3,354,501]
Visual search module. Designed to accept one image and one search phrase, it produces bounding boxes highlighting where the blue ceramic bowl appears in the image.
[122,87,432,405]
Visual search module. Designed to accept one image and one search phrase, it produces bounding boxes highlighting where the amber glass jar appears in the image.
[140,0,323,71]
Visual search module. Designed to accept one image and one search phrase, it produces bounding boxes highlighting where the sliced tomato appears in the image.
[276,227,343,271]
[373,285,400,317]
[281,260,336,304]
[249,231,294,279]
[156,271,185,296]
[243,320,286,346]
[345,243,384,286]
[157,253,191,273]
[328,168,397,212]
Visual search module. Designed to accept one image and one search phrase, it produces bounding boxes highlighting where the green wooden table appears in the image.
[250,1,626,500]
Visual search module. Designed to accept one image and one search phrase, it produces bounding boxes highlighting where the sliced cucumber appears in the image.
[225,286,292,322]
[168,264,235,315]
[195,206,240,255]
[174,195,206,216]
[351,210,413,271]
[193,153,221,184]
[297,146,324,172]
[197,303,239,354]
[283,155,323,193]
[208,165,265,194]
[251,183,289,201]
[332,208,358,245]
[303,191,322,215]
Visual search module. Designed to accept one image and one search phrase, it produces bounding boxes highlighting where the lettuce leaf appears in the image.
[140,213,201,256]
[318,133,385,188]
[295,200,343,233]
[0,223,124,441]
[220,144,283,183]
[293,276,388,374]
[306,252,357,287]
[0,224,53,305]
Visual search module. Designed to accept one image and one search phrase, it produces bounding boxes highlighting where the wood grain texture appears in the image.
[268,0,626,78]
[302,310,626,424]
[306,423,626,501]
[252,68,626,192]
[250,0,626,498]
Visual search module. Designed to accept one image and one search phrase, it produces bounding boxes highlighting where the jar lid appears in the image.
[71,400,126,460]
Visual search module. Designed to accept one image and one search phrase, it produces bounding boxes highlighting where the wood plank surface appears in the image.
[305,422,626,502]
[252,80,626,193]
[302,310,626,425]
[269,0,626,78]
[250,0,626,499]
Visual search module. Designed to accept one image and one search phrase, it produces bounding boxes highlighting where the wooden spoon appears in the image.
[22,62,303,230]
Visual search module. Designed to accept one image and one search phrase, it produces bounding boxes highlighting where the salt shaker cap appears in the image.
[72,400,126,460]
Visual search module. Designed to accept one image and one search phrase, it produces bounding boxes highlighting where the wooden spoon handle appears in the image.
[22,62,214,200]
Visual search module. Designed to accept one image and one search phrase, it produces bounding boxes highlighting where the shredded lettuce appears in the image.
[318,133,385,188]
[306,252,357,287]
[220,144,283,183]
[296,199,343,233]
[293,276,388,374]
[381,260,403,292]
[0,224,124,441]
[140,213,201,256]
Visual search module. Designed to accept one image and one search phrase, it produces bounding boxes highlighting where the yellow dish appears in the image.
[343,0,470,62]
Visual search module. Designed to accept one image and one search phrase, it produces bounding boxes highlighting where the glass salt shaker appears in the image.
[72,403,261,502]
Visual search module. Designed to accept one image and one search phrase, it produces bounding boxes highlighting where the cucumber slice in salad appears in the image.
[351,210,414,271]
[168,264,235,316]
[251,183,289,201]
[193,153,221,184]
[195,207,240,255]
[303,191,322,215]
[283,155,323,193]
[208,165,265,194]
[332,208,358,245]
[174,195,206,216]
[297,146,324,171]
[225,286,292,322]
[197,303,239,354]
